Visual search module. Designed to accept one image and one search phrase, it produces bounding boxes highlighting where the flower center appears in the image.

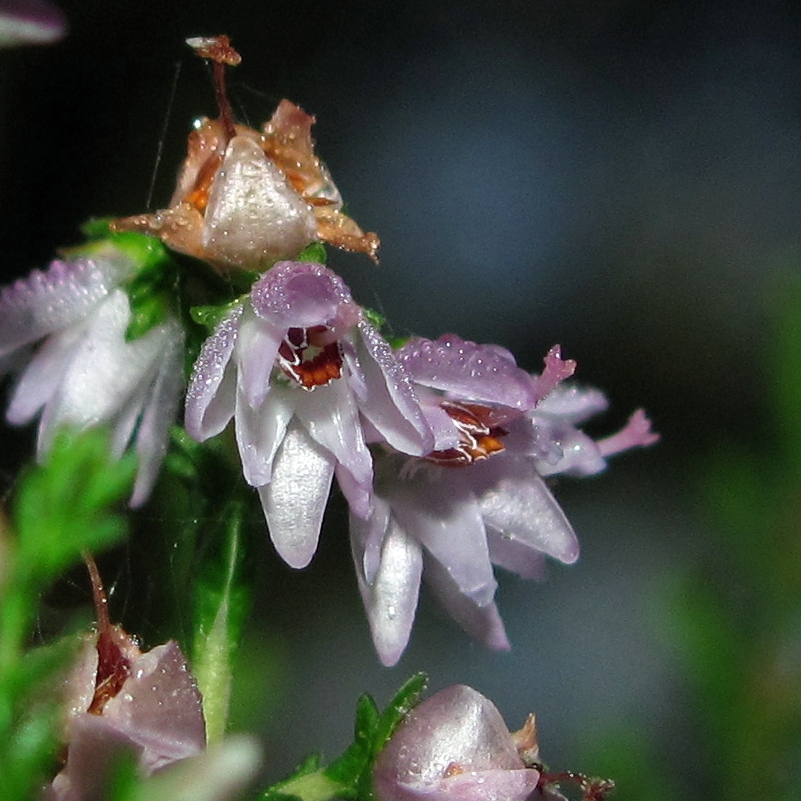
[425,402,507,466]
[277,325,343,390]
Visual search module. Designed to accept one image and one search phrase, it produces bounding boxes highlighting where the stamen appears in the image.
[425,402,507,466]
[277,326,343,390]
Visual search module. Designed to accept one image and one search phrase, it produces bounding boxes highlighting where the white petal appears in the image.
[294,379,373,516]
[203,137,317,269]
[235,386,294,487]
[130,320,186,507]
[355,321,433,456]
[235,309,281,408]
[351,516,422,667]
[387,468,496,607]
[475,456,579,565]
[424,556,510,652]
[259,422,334,568]
[351,494,391,585]
[6,324,83,424]
[36,292,166,451]
[0,252,130,355]
[185,305,242,440]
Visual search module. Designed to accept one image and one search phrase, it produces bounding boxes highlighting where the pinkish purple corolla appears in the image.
[351,335,658,665]
[43,629,206,801]
[184,260,433,568]
[0,244,185,507]
[373,684,541,801]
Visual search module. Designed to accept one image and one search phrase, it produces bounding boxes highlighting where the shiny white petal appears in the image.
[6,323,82,424]
[203,137,317,270]
[259,422,334,568]
[475,456,579,565]
[0,253,130,355]
[235,309,281,408]
[235,385,294,487]
[356,321,433,456]
[131,320,186,507]
[373,685,537,801]
[387,469,496,606]
[423,555,509,651]
[185,305,242,440]
[294,379,373,517]
[351,516,423,667]
[36,291,167,452]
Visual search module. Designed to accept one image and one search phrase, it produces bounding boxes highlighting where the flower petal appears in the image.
[398,334,536,413]
[385,467,496,606]
[0,0,67,47]
[356,321,434,456]
[185,305,242,440]
[351,514,423,667]
[234,308,281,409]
[6,324,82,424]
[474,455,579,564]
[130,319,186,507]
[250,260,358,330]
[293,378,373,517]
[423,555,510,651]
[101,640,206,772]
[259,421,334,568]
[202,137,317,270]
[373,685,536,801]
[35,291,167,452]
[0,252,131,355]
[235,386,294,487]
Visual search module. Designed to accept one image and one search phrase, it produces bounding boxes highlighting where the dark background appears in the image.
[2,0,800,792]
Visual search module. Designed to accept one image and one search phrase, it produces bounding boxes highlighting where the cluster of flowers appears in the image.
[0,36,656,669]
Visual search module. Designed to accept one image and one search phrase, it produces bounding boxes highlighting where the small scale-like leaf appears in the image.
[373,673,427,753]
[297,241,327,264]
[354,694,380,746]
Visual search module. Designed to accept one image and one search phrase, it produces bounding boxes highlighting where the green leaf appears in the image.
[190,299,243,331]
[354,694,380,746]
[297,242,327,264]
[373,673,427,752]
[362,308,385,330]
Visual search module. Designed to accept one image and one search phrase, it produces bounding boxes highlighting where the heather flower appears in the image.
[185,260,432,568]
[373,684,540,801]
[351,336,657,665]
[0,243,185,506]
[114,37,378,273]
[0,0,66,47]
[44,634,206,801]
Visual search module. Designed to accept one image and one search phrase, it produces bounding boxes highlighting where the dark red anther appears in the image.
[277,326,343,390]
[425,402,507,466]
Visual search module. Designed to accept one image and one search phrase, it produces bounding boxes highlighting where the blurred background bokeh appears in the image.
[2,1,801,799]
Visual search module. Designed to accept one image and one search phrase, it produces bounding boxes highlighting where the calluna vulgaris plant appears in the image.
[0,33,656,801]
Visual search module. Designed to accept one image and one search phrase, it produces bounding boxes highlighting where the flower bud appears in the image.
[373,685,540,801]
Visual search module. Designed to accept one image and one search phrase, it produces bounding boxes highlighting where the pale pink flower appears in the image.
[44,635,206,801]
[373,684,540,801]
[185,260,432,568]
[0,246,185,506]
[0,0,66,47]
[351,337,657,665]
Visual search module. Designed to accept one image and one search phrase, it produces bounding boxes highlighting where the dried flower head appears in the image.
[113,35,378,272]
